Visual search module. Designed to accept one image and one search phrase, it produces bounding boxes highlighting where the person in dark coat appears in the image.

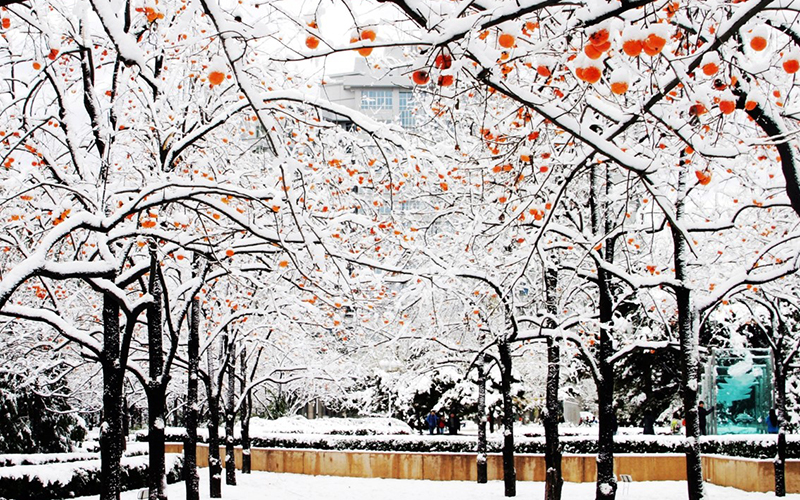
[642,410,655,435]
[698,401,713,435]
[425,410,439,435]
[447,412,460,435]
[766,408,779,434]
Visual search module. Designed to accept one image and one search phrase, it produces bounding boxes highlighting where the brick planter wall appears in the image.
[163,443,798,493]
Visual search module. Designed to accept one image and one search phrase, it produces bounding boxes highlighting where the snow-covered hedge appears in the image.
[160,430,799,458]
[137,416,413,442]
[0,443,148,468]
[0,453,182,500]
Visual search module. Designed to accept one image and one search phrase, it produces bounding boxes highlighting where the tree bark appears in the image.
[224,333,237,486]
[671,166,706,500]
[184,265,201,500]
[497,340,516,497]
[476,353,488,484]
[595,269,617,500]
[240,346,252,474]
[591,164,617,500]
[146,245,167,500]
[544,267,563,500]
[774,350,786,497]
[100,292,124,500]
[205,343,222,498]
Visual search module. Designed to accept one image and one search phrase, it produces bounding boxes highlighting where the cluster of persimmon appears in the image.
[304,22,377,57]
[350,28,377,56]
[135,6,164,23]
[746,25,799,73]
[411,51,454,87]
[574,25,668,92]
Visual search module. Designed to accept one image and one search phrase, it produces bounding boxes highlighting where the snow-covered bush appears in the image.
[145,416,413,443]
[0,454,182,500]
[165,428,799,458]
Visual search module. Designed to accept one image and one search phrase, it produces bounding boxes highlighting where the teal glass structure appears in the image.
[702,348,773,435]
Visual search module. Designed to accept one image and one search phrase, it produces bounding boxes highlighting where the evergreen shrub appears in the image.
[157,429,799,458]
[0,454,182,500]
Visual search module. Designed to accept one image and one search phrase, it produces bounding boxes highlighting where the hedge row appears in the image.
[156,430,799,459]
[0,453,96,468]
[0,454,183,500]
[0,446,148,468]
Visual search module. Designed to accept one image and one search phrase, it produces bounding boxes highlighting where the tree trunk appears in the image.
[671,166,706,500]
[146,245,167,500]
[184,269,201,500]
[205,344,222,498]
[476,353,488,484]
[595,272,616,500]
[224,335,237,486]
[774,354,786,497]
[122,393,129,452]
[240,347,252,474]
[543,267,563,500]
[146,389,167,500]
[100,292,124,500]
[591,164,616,500]
[497,341,516,497]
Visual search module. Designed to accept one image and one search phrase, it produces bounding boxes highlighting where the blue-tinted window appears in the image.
[399,91,415,128]
[361,90,393,112]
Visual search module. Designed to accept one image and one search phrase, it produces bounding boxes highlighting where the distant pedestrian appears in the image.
[671,412,682,434]
[447,412,460,435]
[437,411,446,434]
[766,408,779,434]
[425,410,439,435]
[698,401,713,435]
[642,410,655,435]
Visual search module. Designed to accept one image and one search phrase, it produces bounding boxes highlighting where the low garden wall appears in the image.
[164,443,800,493]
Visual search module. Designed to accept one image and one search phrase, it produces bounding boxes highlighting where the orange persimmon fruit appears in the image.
[719,99,736,114]
[695,170,712,185]
[582,66,602,84]
[750,36,767,51]
[643,34,666,56]
[305,35,320,49]
[434,53,452,70]
[610,81,629,94]
[498,33,515,48]
[589,28,609,46]
[702,62,719,76]
[412,70,430,85]
[622,39,643,57]
[208,71,226,86]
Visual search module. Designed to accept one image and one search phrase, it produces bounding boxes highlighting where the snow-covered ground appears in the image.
[88,468,799,500]
[150,416,415,441]
[247,415,413,435]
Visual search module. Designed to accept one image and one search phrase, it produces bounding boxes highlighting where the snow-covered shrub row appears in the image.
[138,417,413,442]
[0,453,182,500]
[0,452,96,468]
[160,429,798,458]
[699,435,800,459]
[0,443,149,468]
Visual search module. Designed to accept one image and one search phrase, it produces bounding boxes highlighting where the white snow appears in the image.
[75,467,800,500]
[157,416,413,440]
[1,452,179,486]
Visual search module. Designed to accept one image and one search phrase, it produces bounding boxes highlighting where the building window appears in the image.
[361,90,393,112]
[399,91,415,128]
